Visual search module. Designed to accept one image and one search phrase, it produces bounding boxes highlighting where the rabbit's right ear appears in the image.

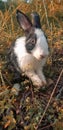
[16,10,32,32]
[31,12,41,28]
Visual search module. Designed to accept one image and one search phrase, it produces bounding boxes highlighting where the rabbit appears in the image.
[8,10,49,88]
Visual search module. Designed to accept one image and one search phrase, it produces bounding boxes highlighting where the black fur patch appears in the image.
[31,12,41,28]
[7,41,20,73]
[25,28,37,53]
[7,42,22,83]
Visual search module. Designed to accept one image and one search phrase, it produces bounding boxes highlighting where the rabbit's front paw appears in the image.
[32,78,43,87]
[37,71,47,86]
[42,80,47,86]
[26,71,43,87]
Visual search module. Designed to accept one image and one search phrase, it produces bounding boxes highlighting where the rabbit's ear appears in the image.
[31,12,41,28]
[16,10,32,32]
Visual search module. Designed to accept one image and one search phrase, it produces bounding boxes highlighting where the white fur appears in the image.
[14,28,49,87]
[32,29,49,60]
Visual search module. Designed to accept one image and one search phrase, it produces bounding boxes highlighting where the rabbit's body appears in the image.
[8,10,49,87]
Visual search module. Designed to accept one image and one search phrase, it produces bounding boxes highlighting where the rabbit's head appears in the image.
[16,10,49,60]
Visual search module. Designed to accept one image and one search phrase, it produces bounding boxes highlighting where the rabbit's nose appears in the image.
[40,54,45,59]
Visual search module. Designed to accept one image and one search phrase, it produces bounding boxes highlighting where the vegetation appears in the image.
[0,0,63,130]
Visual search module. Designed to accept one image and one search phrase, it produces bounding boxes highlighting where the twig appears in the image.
[3,74,12,87]
[36,69,63,130]
[42,0,50,28]
[30,85,34,104]
[0,70,5,86]
[40,122,55,130]
[56,86,63,99]
[0,89,9,96]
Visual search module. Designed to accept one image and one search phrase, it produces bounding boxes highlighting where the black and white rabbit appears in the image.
[8,10,49,87]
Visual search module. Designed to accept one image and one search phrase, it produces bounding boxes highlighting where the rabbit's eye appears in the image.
[25,33,37,53]
[26,42,35,53]
[31,39,36,44]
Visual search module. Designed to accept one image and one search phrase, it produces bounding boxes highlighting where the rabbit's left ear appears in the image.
[31,12,41,28]
[16,10,32,32]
